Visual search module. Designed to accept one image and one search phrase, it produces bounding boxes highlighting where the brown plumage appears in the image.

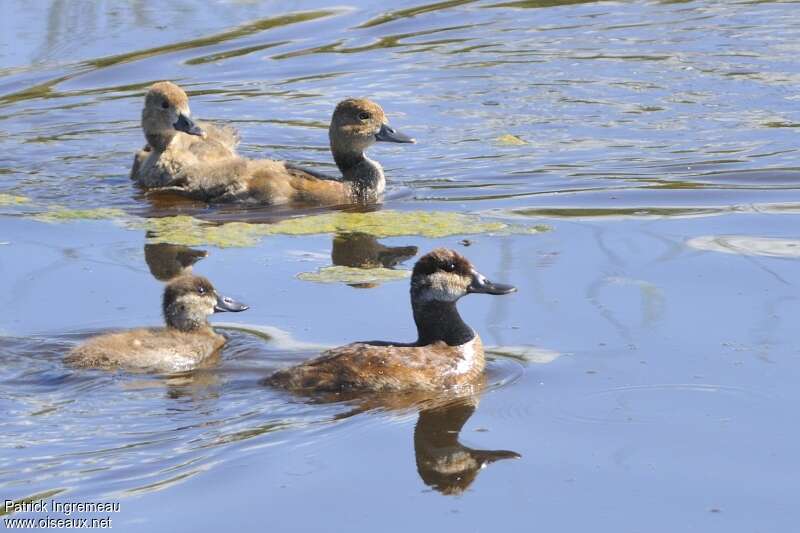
[131,81,239,188]
[265,248,516,392]
[65,275,247,373]
[149,98,414,206]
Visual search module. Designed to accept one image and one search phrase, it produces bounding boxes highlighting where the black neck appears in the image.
[332,149,384,195]
[411,297,475,347]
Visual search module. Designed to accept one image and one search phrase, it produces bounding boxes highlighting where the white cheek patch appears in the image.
[420,272,465,302]
[177,293,215,316]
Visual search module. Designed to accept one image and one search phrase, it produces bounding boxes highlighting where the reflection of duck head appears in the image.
[332,232,418,269]
[144,240,208,281]
[415,398,520,495]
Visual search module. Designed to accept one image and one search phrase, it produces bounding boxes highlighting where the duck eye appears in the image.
[161,101,170,110]
[358,112,370,120]
[197,286,206,294]
[443,262,456,272]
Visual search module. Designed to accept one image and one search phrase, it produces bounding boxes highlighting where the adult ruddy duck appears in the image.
[65,275,247,373]
[265,248,516,392]
[131,81,239,188]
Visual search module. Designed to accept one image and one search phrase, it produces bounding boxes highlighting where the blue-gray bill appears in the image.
[376,123,415,143]
[215,294,248,312]
[174,113,203,136]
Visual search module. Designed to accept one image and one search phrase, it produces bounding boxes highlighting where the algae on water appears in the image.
[24,205,548,248]
[297,265,410,285]
[141,210,547,248]
[0,194,30,206]
[33,208,127,223]
[495,134,528,146]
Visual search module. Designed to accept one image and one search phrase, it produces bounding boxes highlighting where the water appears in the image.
[1,0,799,531]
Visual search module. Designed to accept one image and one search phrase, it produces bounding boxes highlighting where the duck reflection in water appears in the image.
[332,232,418,269]
[415,395,519,495]
[144,239,208,281]
[281,387,520,495]
[330,231,418,289]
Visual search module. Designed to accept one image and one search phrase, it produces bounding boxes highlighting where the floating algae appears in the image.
[139,216,265,247]
[33,207,127,223]
[141,210,547,248]
[495,134,528,146]
[297,266,410,285]
[688,235,800,258]
[0,193,30,205]
[486,345,562,364]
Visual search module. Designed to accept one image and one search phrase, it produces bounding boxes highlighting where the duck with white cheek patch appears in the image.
[65,275,247,373]
[131,81,240,188]
[265,248,516,392]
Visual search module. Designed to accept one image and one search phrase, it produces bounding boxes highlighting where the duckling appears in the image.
[265,248,516,392]
[131,81,239,188]
[155,98,414,205]
[65,275,247,373]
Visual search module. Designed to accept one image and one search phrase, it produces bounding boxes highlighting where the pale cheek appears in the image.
[177,294,214,316]
[428,274,466,302]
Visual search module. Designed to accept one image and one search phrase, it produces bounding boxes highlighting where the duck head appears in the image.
[411,248,516,304]
[162,275,247,332]
[410,248,516,346]
[329,98,414,193]
[141,81,204,151]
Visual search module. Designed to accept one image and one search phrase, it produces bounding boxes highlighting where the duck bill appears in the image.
[467,269,516,295]
[375,123,415,144]
[214,293,248,313]
[174,113,203,136]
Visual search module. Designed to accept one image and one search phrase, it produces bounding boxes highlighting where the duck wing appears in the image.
[130,144,152,180]
[264,341,454,392]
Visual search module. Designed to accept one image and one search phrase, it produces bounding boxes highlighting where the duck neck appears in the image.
[164,306,208,333]
[411,296,475,347]
[332,149,385,199]
[145,131,177,153]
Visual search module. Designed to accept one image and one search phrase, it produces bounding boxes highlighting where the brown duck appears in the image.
[265,248,516,392]
[66,275,247,373]
[131,81,240,188]
[153,98,414,206]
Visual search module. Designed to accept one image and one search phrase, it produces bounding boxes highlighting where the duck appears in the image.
[131,81,240,188]
[264,248,516,392]
[65,275,247,373]
[152,98,414,206]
